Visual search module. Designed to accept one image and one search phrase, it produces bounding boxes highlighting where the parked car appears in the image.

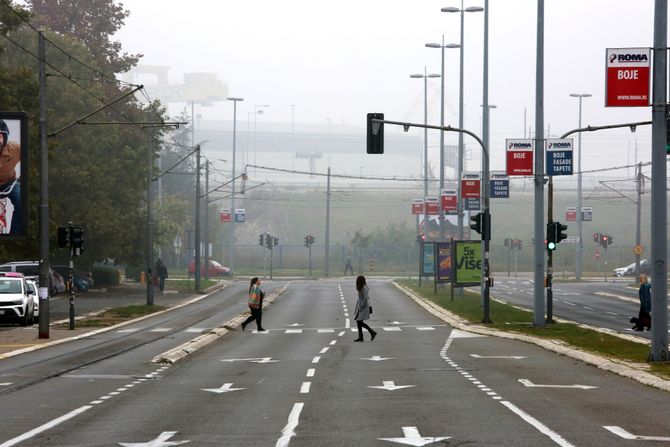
[188,260,231,277]
[0,272,35,326]
[52,266,91,292]
[613,262,636,277]
[0,261,67,295]
[25,278,38,324]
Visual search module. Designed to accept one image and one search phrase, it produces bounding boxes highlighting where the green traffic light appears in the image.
[547,242,556,251]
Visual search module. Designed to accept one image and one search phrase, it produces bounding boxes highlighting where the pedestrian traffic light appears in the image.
[547,222,557,251]
[258,233,264,247]
[593,232,601,244]
[57,226,69,248]
[366,113,384,154]
[556,222,568,244]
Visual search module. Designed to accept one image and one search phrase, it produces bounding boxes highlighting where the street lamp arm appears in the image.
[560,120,652,139]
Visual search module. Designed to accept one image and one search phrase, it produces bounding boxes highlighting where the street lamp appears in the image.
[228,97,244,276]
[254,104,270,171]
[443,2,483,239]
[426,38,460,241]
[411,69,441,241]
[569,92,591,281]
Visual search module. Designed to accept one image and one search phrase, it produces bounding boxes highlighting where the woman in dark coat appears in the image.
[632,274,652,331]
[242,277,265,332]
[354,275,377,342]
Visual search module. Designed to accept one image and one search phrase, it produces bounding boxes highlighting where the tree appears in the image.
[27,0,141,73]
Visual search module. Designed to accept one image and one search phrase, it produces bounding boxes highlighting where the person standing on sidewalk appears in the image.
[242,277,265,331]
[156,259,168,293]
[353,275,376,342]
[632,274,652,331]
[344,253,354,276]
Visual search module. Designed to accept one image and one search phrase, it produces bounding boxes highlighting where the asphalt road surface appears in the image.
[1,279,670,446]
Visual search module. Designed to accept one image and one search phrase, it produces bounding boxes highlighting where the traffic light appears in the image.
[69,226,84,255]
[273,237,279,247]
[304,235,310,247]
[556,222,568,244]
[600,234,608,249]
[57,226,69,248]
[511,239,517,249]
[593,232,601,244]
[517,239,523,250]
[504,238,509,247]
[265,233,272,249]
[546,222,557,251]
[470,213,482,235]
[366,113,384,154]
[607,235,614,246]
[258,233,265,247]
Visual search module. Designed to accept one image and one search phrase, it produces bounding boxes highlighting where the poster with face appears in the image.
[0,112,28,237]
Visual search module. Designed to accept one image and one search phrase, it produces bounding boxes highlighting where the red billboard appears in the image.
[506,139,534,176]
[425,197,439,215]
[441,189,457,214]
[411,199,424,215]
[220,208,232,223]
[606,48,651,107]
[461,173,481,199]
[565,207,577,222]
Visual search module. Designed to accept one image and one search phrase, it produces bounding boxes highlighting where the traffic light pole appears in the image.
[372,118,491,323]
[546,178,554,324]
[68,246,75,330]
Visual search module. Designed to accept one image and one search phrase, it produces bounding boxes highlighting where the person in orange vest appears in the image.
[242,277,265,332]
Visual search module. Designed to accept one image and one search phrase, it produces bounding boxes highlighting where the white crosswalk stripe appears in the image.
[150,328,172,333]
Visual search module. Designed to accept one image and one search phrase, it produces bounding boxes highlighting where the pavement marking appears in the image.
[338,331,345,337]
[604,426,670,441]
[518,379,597,390]
[288,323,304,327]
[276,402,304,447]
[90,400,103,405]
[312,356,321,364]
[150,328,172,333]
[368,381,415,391]
[416,327,435,331]
[319,347,329,354]
[344,313,349,318]
[501,401,575,447]
[0,405,93,447]
[383,327,402,332]
[119,431,190,447]
[109,392,120,395]
[389,321,406,325]
[605,311,619,316]
[100,395,112,400]
[285,329,303,334]
[117,328,140,333]
[202,383,245,394]
[252,330,270,335]
[562,301,576,306]
[0,382,12,386]
[318,329,335,333]
[361,356,394,362]
[300,382,311,393]
[377,426,450,446]
[583,306,596,311]
[184,327,210,333]
[470,354,527,360]
[329,340,337,346]
[345,319,350,329]
[306,369,315,377]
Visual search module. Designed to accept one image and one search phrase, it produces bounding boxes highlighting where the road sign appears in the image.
[411,199,424,215]
[464,198,480,211]
[506,139,534,176]
[234,208,245,222]
[565,207,577,221]
[634,245,643,255]
[564,235,580,244]
[490,171,509,198]
[424,197,439,215]
[461,172,481,198]
[441,189,457,214]
[220,208,232,223]
[581,206,593,221]
[606,48,651,107]
[595,250,601,259]
[546,139,573,176]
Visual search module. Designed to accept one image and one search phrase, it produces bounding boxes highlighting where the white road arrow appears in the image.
[519,379,597,390]
[604,426,670,441]
[201,383,245,394]
[118,431,190,446]
[360,355,395,362]
[378,426,450,446]
[470,354,527,359]
[221,357,279,363]
[368,381,415,391]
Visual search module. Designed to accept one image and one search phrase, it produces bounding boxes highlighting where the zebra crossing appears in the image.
[116,324,446,335]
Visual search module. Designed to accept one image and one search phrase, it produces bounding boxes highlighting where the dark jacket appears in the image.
[639,283,651,313]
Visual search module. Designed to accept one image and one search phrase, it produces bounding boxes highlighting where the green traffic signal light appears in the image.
[547,241,557,251]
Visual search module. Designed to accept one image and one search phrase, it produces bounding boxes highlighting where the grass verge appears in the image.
[397,279,670,380]
[168,279,217,293]
[56,304,167,328]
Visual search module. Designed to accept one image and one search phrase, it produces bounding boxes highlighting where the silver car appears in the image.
[0,273,35,326]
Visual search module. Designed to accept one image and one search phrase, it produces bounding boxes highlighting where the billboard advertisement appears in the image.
[546,139,573,176]
[605,48,651,107]
[506,139,534,176]
[421,242,436,276]
[411,199,424,215]
[0,112,28,237]
[452,240,482,286]
[436,242,451,282]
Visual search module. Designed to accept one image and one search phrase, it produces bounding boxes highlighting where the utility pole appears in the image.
[147,131,154,306]
[325,167,331,277]
[38,30,50,339]
[650,0,668,361]
[533,0,546,326]
[195,144,201,292]
[635,162,643,277]
[204,160,209,281]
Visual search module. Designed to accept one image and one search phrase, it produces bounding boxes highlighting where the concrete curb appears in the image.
[151,282,291,364]
[392,281,670,394]
[0,282,229,361]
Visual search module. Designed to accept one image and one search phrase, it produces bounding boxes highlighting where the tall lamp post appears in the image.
[569,93,591,281]
[411,69,441,240]
[228,97,244,276]
[426,39,460,241]
[443,2,483,239]
[253,104,270,170]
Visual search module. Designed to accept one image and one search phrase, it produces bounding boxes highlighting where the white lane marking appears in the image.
[583,306,596,311]
[319,347,329,354]
[288,323,304,327]
[345,319,350,329]
[300,382,311,394]
[318,329,335,333]
[329,340,337,346]
[518,379,597,390]
[150,328,172,333]
[312,356,320,364]
[383,327,402,332]
[604,426,670,441]
[389,321,406,325]
[377,426,450,446]
[221,357,279,363]
[285,329,303,334]
[605,311,619,316]
[416,327,435,331]
[202,383,245,394]
[344,313,349,318]
[275,402,304,447]
[109,392,120,396]
[470,354,527,359]
[119,431,190,446]
[368,381,415,391]
[90,400,103,404]
[306,369,315,377]
[117,328,140,333]
[338,331,345,337]
[0,382,12,386]
[100,396,112,400]
[252,330,270,335]
[184,328,210,333]
[0,405,92,447]
[449,329,486,338]
[500,401,575,447]
[562,301,576,306]
[361,356,394,361]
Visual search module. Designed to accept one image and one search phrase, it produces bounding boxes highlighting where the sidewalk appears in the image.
[0,283,212,356]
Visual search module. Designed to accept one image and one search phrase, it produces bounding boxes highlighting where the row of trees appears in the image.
[0,0,194,270]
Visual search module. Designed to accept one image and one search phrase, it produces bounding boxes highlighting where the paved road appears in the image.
[492,277,670,340]
[1,279,670,446]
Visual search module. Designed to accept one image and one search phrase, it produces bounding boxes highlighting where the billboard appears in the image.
[452,240,482,286]
[441,189,457,214]
[436,242,452,282]
[605,48,651,107]
[506,139,534,176]
[421,242,435,276]
[461,172,481,198]
[411,199,424,215]
[0,112,28,237]
[220,208,232,222]
[490,171,509,199]
[546,139,573,176]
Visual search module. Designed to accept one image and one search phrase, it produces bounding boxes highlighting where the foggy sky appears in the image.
[115,0,656,181]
